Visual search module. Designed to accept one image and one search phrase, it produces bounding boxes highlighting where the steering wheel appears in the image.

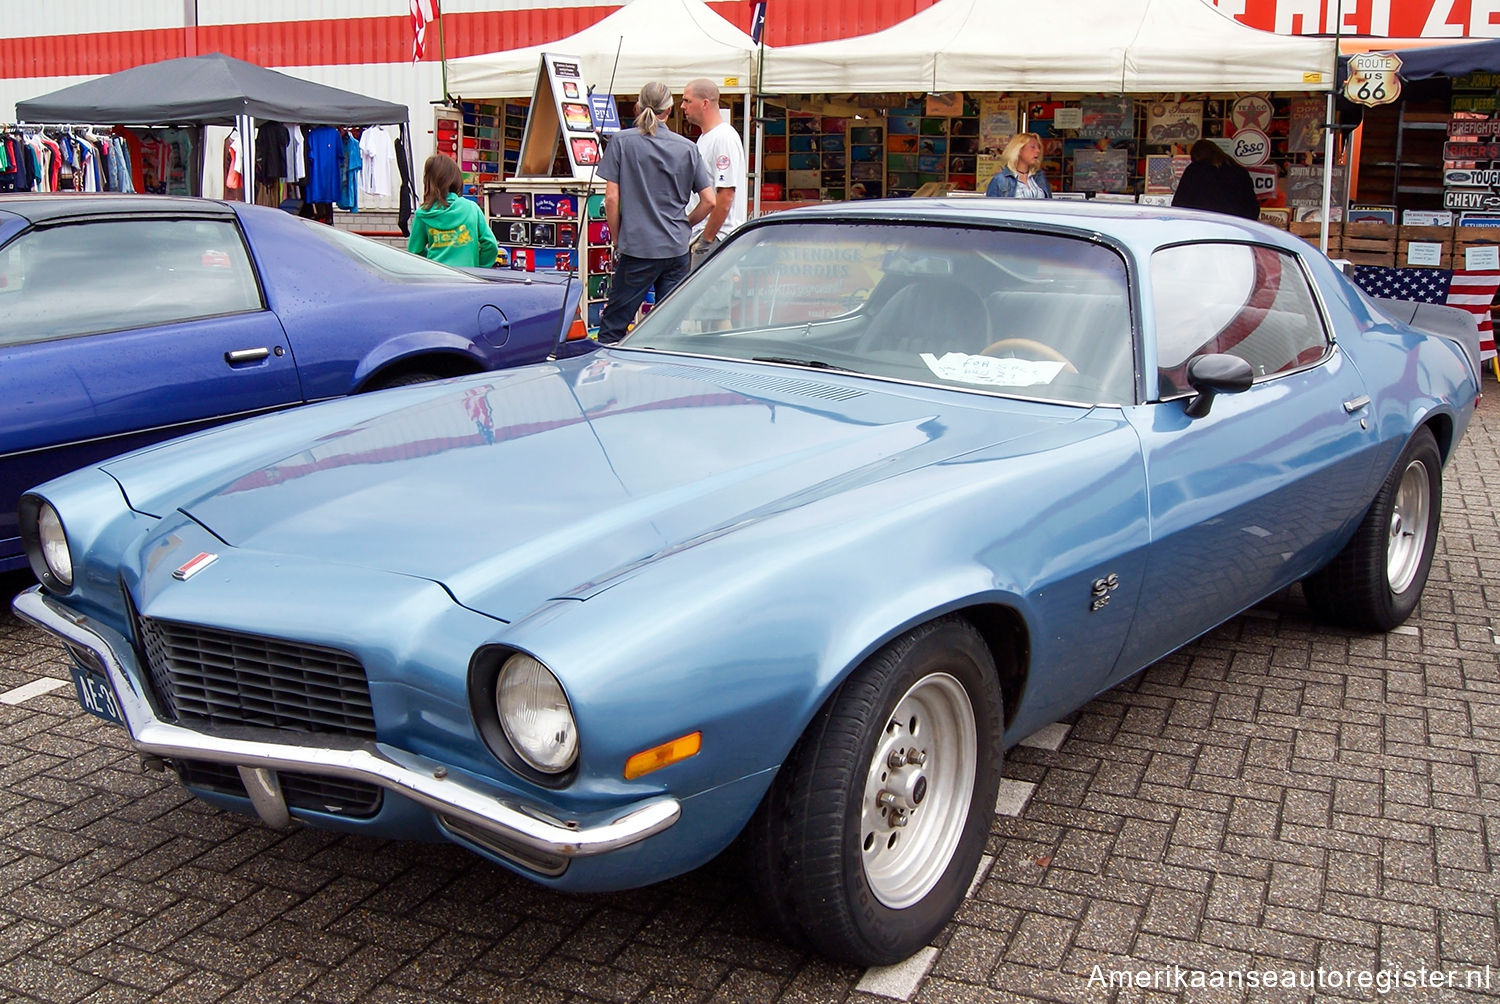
[980,338,1079,375]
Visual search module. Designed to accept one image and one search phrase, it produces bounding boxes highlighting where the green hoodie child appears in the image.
[408,191,499,268]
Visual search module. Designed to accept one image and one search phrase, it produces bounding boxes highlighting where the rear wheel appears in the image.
[746,617,1003,965]
[1304,427,1441,631]
[367,371,440,392]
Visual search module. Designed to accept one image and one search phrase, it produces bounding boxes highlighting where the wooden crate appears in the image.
[1453,226,1500,270]
[1289,220,1340,251]
[1340,222,1397,258]
[1341,251,1398,267]
[1396,223,1453,269]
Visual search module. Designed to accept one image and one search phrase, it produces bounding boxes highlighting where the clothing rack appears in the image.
[1,123,148,195]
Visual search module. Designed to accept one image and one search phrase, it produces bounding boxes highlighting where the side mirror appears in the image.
[1183,353,1254,418]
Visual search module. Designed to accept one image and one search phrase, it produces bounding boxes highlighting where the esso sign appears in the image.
[1231,128,1271,166]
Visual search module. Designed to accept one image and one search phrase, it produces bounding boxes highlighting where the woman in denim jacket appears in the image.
[985,132,1052,199]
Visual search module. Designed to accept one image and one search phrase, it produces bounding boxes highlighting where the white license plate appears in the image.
[70,664,125,726]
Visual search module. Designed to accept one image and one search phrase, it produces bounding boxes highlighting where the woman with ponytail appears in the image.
[595,81,716,346]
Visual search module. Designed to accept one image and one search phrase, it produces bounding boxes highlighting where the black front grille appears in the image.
[136,616,375,739]
[177,761,383,818]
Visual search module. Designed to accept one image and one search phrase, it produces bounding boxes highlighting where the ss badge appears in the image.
[1090,573,1119,612]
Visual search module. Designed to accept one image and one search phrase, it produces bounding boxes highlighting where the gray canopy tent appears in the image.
[17,52,415,226]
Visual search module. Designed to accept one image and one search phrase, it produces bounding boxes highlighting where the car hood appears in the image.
[116,352,1083,620]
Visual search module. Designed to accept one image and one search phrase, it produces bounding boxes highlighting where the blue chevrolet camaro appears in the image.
[0,193,580,572]
[12,200,1480,965]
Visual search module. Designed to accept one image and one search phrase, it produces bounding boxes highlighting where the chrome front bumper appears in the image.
[12,586,680,872]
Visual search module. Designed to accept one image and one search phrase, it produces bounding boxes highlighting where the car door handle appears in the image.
[1343,395,1371,413]
[225,347,271,364]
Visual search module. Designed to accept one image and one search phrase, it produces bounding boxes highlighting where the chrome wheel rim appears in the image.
[1387,457,1431,595]
[860,672,977,910]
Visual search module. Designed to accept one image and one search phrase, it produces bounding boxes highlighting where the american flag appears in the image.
[1352,265,1500,361]
[411,0,439,63]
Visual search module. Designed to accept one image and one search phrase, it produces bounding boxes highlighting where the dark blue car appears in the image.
[0,194,581,572]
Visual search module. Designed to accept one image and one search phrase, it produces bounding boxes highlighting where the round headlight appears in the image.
[37,503,73,588]
[496,654,577,774]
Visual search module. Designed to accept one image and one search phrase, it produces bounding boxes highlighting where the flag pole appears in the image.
[437,3,450,103]
[1319,0,1343,257]
[752,1,766,218]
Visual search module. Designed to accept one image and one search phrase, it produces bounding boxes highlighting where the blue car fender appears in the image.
[352,329,494,389]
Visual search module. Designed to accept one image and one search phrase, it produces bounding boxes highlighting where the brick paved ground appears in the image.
[1,393,1497,1003]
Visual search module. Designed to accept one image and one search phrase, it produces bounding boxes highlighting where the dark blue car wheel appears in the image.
[746,617,1003,966]
[367,371,441,392]
[1304,426,1441,632]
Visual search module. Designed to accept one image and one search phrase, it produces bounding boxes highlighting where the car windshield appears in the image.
[624,220,1136,405]
[298,218,486,283]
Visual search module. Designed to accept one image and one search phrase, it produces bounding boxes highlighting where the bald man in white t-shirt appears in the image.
[681,77,747,270]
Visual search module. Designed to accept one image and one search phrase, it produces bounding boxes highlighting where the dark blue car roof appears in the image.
[0,193,238,225]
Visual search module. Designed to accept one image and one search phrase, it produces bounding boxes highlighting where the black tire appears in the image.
[1304,427,1442,632]
[367,371,440,392]
[746,617,1003,966]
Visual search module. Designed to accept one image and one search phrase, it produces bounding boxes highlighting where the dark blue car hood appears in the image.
[122,353,1082,620]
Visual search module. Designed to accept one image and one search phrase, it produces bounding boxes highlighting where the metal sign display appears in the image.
[1450,119,1500,138]
[588,92,621,134]
[1446,169,1500,188]
[516,52,604,180]
[1229,128,1271,166]
[1443,190,1500,211]
[1231,95,1273,132]
[1445,141,1500,161]
[1344,52,1403,108]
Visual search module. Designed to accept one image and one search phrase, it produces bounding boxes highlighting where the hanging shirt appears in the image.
[283,125,306,182]
[359,125,396,197]
[255,122,290,181]
[41,136,62,191]
[161,128,194,196]
[225,132,243,190]
[338,133,362,210]
[304,126,342,203]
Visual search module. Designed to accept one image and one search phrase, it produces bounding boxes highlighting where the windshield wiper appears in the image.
[752,356,853,372]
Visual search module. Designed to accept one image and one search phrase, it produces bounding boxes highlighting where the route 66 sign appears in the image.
[1344,52,1402,107]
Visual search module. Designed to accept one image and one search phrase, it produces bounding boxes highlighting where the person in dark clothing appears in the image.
[595,81,715,346]
[1171,139,1260,220]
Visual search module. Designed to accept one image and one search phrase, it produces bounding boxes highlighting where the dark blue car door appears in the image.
[0,212,299,565]
[1113,242,1380,679]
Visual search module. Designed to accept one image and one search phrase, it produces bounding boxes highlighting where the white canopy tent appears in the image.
[447,0,760,99]
[761,0,1336,94]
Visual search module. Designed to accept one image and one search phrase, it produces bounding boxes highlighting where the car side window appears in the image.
[0,217,262,347]
[1151,243,1328,398]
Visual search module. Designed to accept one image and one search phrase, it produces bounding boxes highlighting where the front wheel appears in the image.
[1304,427,1442,631]
[746,618,1003,965]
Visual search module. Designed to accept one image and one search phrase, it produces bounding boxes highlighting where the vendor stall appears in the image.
[15,53,415,225]
[757,0,1336,204]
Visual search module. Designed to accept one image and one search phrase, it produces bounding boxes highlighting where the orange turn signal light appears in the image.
[624,731,702,780]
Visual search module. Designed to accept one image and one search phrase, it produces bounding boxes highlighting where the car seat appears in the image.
[857,278,989,356]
